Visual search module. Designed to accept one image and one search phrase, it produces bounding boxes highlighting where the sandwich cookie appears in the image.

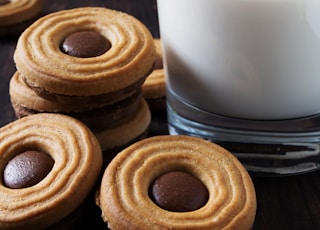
[10,72,144,132]
[10,72,151,153]
[14,7,155,99]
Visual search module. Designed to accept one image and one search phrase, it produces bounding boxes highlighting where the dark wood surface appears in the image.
[1,1,320,229]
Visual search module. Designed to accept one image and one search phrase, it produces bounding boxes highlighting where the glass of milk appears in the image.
[157,0,320,175]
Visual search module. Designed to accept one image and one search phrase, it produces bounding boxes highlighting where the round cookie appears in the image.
[14,7,156,98]
[97,135,256,230]
[9,71,143,130]
[0,113,103,229]
[142,38,166,110]
[9,71,141,115]
[0,0,42,37]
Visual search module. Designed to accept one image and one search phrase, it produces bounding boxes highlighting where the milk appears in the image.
[158,0,320,120]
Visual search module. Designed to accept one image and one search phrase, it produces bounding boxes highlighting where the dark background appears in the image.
[1,1,320,229]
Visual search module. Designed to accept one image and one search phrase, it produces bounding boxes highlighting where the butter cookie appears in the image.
[14,7,155,98]
[97,135,256,230]
[0,113,103,229]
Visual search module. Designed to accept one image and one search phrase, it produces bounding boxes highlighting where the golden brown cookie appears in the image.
[0,113,103,229]
[14,7,156,98]
[9,71,142,128]
[9,71,140,113]
[0,0,42,37]
[97,135,256,230]
[142,38,166,110]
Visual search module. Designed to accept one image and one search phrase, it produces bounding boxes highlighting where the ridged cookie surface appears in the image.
[97,135,256,230]
[14,7,155,96]
[0,113,103,229]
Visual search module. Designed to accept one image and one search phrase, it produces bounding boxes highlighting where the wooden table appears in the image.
[1,1,320,229]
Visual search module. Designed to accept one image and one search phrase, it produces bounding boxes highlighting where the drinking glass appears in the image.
[157,0,320,175]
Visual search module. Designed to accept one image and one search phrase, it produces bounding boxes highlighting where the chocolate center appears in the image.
[3,150,54,189]
[149,171,208,212]
[61,31,111,58]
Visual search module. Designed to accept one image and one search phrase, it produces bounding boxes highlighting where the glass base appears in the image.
[167,96,320,176]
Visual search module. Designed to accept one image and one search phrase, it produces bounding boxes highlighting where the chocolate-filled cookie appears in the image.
[10,7,156,152]
[0,113,103,229]
[9,72,142,129]
[97,135,256,230]
[14,7,156,98]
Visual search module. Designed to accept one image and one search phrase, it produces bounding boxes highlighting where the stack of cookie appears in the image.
[10,7,156,152]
